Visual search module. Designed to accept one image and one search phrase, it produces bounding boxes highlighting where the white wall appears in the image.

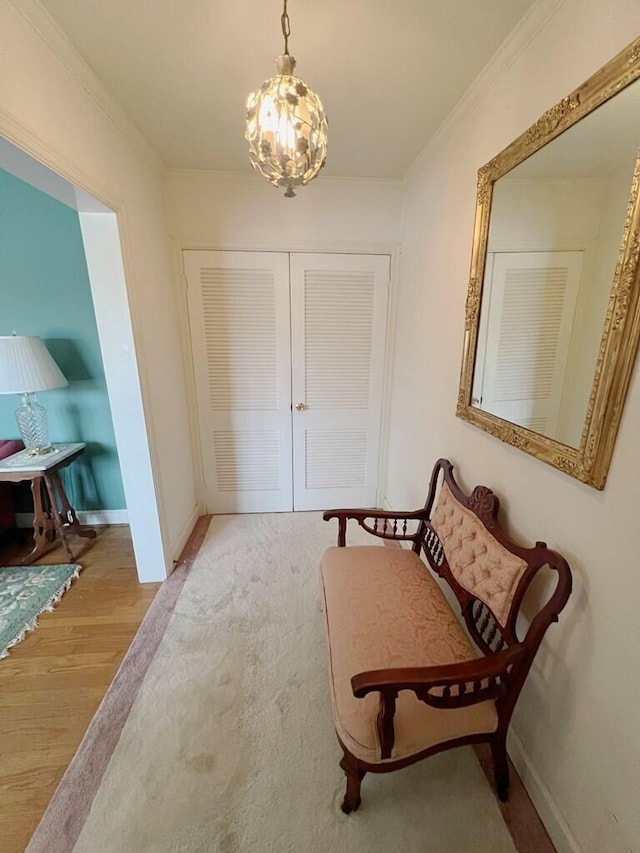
[388,2,640,851]
[0,1,199,575]
[165,169,404,504]
[165,171,404,250]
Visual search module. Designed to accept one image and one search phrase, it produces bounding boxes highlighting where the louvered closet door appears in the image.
[479,251,583,436]
[184,251,293,512]
[290,253,389,510]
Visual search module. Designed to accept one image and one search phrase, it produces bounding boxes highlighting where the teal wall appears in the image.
[0,168,126,511]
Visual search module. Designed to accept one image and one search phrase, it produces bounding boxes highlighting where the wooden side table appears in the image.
[0,443,97,564]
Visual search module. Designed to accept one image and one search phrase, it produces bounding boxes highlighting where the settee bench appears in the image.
[320,458,572,813]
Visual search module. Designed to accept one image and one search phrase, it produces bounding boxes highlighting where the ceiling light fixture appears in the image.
[245,0,328,198]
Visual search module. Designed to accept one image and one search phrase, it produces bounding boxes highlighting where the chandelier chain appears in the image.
[281,0,291,55]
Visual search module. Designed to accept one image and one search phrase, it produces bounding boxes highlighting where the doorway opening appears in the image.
[0,136,165,582]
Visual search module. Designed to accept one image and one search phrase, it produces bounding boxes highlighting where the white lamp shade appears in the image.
[0,336,68,394]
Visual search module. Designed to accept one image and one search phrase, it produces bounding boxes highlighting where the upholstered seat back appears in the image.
[430,482,528,628]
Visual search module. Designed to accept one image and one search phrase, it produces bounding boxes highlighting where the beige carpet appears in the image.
[69,513,516,852]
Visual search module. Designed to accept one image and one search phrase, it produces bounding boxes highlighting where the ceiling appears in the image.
[38,0,537,179]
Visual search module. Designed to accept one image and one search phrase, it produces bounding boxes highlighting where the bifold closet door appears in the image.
[185,249,389,513]
[290,253,389,510]
[184,250,293,513]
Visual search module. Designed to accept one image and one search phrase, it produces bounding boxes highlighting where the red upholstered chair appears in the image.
[0,439,24,534]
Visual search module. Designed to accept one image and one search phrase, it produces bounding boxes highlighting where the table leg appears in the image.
[20,477,52,565]
[48,472,97,542]
[43,473,75,561]
[44,472,97,562]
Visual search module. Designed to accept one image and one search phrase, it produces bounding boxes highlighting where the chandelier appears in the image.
[245,0,328,198]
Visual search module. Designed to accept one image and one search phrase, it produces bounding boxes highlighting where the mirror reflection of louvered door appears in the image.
[290,253,389,510]
[478,251,583,436]
[184,250,389,513]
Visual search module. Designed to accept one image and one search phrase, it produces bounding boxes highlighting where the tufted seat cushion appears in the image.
[320,546,498,764]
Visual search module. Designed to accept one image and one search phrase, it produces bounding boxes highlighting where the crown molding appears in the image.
[165,168,404,193]
[405,0,566,181]
[8,0,163,171]
[0,108,125,212]
[0,131,113,212]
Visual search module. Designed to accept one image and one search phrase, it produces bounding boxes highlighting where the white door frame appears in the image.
[176,240,400,511]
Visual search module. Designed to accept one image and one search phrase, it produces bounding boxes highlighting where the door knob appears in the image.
[295,402,307,411]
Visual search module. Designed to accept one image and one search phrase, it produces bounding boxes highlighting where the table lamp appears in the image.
[0,335,68,455]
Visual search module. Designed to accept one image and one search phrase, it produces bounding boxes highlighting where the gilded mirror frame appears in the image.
[457,37,640,489]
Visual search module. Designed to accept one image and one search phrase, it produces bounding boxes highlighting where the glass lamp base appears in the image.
[15,392,53,455]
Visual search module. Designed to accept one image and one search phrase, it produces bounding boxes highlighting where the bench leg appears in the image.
[340,751,366,814]
[491,735,510,802]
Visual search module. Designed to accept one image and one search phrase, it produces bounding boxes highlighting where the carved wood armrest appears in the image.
[352,645,525,704]
[322,507,429,546]
[350,646,525,759]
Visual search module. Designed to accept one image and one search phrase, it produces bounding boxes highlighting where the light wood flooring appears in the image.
[0,525,160,853]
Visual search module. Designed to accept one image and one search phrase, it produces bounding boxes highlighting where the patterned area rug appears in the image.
[0,564,81,659]
[29,515,517,853]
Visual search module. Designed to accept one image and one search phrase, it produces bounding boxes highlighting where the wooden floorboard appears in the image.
[0,525,161,853]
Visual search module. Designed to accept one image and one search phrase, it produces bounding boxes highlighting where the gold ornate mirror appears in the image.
[457,37,640,489]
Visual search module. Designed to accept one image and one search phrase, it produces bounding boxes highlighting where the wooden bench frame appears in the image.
[323,458,572,813]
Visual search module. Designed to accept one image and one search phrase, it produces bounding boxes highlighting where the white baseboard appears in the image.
[169,504,203,566]
[16,509,129,528]
[507,729,582,853]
